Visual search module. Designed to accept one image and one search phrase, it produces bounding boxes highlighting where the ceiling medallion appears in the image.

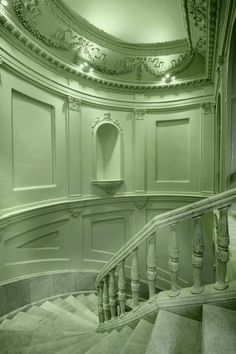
[0,0,217,91]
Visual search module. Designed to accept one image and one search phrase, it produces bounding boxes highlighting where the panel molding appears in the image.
[11,89,56,191]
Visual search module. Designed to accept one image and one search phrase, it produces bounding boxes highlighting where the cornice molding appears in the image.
[0,0,217,90]
[0,194,206,228]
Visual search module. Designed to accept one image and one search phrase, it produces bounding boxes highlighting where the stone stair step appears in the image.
[85,330,119,354]
[87,326,133,354]
[55,332,107,354]
[27,305,90,332]
[60,296,98,324]
[202,304,236,354]
[120,319,153,354]
[20,332,92,354]
[146,309,201,354]
[0,329,84,352]
[2,312,50,332]
[40,300,96,330]
[80,293,98,315]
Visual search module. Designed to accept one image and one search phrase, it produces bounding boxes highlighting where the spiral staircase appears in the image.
[1,188,236,353]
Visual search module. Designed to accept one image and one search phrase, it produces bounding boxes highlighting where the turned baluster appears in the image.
[103,276,111,321]
[191,215,204,294]
[146,234,157,298]
[168,223,180,297]
[118,260,126,315]
[109,268,118,319]
[97,283,105,323]
[215,206,230,290]
[131,248,140,307]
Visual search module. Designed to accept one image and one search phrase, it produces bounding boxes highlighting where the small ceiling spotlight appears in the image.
[79,62,94,74]
[0,0,8,6]
[162,73,176,84]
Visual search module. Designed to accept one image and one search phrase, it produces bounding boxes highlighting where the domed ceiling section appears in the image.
[0,0,217,91]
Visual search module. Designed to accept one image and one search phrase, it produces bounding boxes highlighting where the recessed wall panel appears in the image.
[91,218,126,253]
[12,91,55,190]
[155,119,189,182]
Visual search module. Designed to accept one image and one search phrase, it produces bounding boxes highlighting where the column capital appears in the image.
[134,109,146,120]
[67,96,81,111]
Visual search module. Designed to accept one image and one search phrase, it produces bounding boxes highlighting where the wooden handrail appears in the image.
[96,187,236,286]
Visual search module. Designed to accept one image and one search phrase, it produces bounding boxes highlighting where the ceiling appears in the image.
[60,0,187,44]
[0,0,217,91]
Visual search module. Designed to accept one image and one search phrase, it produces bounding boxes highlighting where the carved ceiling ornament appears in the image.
[7,0,217,90]
[91,112,123,135]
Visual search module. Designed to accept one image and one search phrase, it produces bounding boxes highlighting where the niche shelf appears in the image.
[92,112,124,193]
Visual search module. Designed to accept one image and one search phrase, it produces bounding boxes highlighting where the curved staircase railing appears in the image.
[96,188,236,326]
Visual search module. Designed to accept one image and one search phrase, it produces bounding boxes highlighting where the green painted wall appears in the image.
[0,35,217,290]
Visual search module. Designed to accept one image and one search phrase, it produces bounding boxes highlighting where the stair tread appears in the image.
[40,300,96,330]
[20,332,93,354]
[63,295,98,323]
[146,309,201,354]
[85,330,119,354]
[0,329,87,351]
[55,332,107,354]
[121,319,153,354]
[202,304,236,354]
[73,294,98,315]
[53,297,98,324]
[87,326,133,354]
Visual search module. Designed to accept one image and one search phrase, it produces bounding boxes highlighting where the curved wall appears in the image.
[0,37,216,295]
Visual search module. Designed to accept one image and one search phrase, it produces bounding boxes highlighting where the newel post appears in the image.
[109,269,118,319]
[191,215,204,294]
[131,248,140,307]
[168,223,180,297]
[147,234,157,298]
[118,260,126,315]
[215,206,230,290]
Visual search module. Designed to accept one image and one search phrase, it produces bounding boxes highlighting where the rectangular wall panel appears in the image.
[155,119,189,182]
[12,91,55,190]
[91,218,126,254]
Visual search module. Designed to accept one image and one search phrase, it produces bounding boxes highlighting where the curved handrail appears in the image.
[96,187,236,285]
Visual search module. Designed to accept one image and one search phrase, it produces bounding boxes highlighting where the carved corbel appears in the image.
[67,96,81,111]
[201,101,215,114]
[134,109,146,120]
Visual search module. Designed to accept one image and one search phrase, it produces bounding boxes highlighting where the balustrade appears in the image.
[191,215,204,294]
[118,260,126,315]
[103,276,111,321]
[96,191,235,324]
[168,223,180,297]
[146,234,157,298]
[98,283,105,323]
[109,269,118,319]
[131,248,140,307]
[215,206,230,290]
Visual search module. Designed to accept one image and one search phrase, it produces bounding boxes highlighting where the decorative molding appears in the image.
[134,109,146,120]
[67,96,81,111]
[0,0,216,90]
[91,112,124,135]
[201,101,215,113]
[133,197,148,209]
[69,208,82,218]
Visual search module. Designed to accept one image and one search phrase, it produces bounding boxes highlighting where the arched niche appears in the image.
[92,118,124,193]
